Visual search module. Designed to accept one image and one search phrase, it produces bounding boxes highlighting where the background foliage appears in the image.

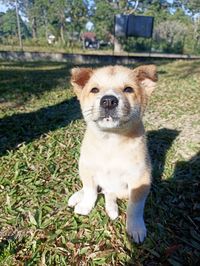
[0,0,200,54]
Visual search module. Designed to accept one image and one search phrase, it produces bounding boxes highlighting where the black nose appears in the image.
[100,95,119,109]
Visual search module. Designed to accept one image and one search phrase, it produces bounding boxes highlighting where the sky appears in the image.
[0,0,194,22]
[0,3,8,13]
[0,0,175,14]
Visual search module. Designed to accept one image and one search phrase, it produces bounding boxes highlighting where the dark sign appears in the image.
[115,14,154,38]
[115,14,128,37]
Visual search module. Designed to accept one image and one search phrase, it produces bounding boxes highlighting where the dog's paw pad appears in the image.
[126,222,147,243]
[74,203,92,216]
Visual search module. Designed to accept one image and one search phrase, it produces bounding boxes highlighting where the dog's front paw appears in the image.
[106,203,118,220]
[68,190,83,207]
[74,202,93,216]
[107,208,118,220]
[126,219,147,243]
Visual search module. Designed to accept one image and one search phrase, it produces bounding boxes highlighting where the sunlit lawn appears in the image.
[0,59,200,265]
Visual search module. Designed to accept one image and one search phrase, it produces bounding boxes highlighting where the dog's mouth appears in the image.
[98,115,119,123]
[93,108,131,131]
[97,109,120,122]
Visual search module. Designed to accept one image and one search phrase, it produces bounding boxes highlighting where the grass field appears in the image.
[0,59,200,265]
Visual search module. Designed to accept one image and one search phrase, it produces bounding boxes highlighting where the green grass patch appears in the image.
[0,60,200,265]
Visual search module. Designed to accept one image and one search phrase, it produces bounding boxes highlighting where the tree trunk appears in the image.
[60,23,65,44]
[44,9,48,42]
[32,17,37,39]
[114,37,123,53]
[15,0,22,49]
[25,0,37,39]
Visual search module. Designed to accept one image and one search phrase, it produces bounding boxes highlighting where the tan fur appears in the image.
[69,64,157,243]
[129,184,150,203]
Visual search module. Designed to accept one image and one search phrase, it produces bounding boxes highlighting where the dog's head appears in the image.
[71,65,157,132]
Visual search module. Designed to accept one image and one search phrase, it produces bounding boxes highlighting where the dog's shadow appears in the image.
[0,97,81,157]
[127,128,200,264]
[147,128,179,182]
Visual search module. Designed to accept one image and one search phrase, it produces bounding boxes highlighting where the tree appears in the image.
[0,0,24,47]
[154,20,187,53]
[178,0,200,16]
[15,0,22,47]
[0,9,29,41]
[32,0,50,41]
[67,0,88,34]
[193,16,200,51]
[92,1,115,41]
[22,0,38,39]
[92,0,127,52]
[48,0,68,44]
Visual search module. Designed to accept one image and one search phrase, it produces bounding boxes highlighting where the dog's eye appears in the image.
[90,87,99,93]
[123,87,134,93]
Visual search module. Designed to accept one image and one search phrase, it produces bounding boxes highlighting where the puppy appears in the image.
[68,65,157,243]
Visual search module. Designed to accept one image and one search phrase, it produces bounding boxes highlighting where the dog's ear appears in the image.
[71,68,93,99]
[133,65,157,96]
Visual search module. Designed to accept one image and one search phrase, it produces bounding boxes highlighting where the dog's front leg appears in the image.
[69,166,97,216]
[105,192,118,220]
[126,183,150,243]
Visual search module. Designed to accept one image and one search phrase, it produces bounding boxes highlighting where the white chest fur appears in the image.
[79,130,147,199]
